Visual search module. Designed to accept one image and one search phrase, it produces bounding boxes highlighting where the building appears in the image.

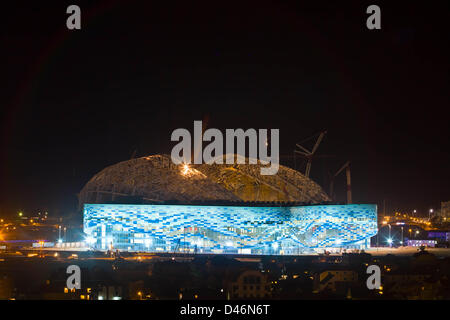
[78,154,331,207]
[383,272,441,299]
[427,231,450,243]
[80,155,378,255]
[313,270,358,293]
[226,270,272,299]
[0,275,13,299]
[440,201,450,219]
[83,203,377,254]
[407,240,437,247]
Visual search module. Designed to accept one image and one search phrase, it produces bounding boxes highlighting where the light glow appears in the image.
[83,203,377,254]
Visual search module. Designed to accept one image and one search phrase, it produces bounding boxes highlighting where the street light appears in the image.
[429,209,434,221]
[401,227,404,246]
[388,224,392,248]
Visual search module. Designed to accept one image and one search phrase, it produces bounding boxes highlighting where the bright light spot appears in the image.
[387,238,393,244]
[272,243,279,250]
[226,241,233,247]
[179,163,206,178]
[182,163,190,175]
[58,239,63,244]
[98,296,103,300]
[85,236,95,244]
[335,239,342,245]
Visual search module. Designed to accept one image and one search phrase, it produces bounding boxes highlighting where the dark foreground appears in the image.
[1,248,450,300]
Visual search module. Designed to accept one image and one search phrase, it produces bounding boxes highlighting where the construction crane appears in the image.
[294,130,327,178]
[329,161,352,204]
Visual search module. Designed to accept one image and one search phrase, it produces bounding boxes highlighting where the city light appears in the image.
[387,238,393,244]
[84,203,377,253]
[85,236,95,245]
[182,163,190,175]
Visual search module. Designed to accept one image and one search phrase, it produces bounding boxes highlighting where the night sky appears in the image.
[1,1,449,217]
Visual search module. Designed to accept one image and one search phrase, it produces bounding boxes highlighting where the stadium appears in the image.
[80,155,377,254]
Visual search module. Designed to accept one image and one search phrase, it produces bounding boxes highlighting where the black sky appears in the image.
[1,0,449,217]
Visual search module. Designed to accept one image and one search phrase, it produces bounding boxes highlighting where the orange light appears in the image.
[181,163,191,175]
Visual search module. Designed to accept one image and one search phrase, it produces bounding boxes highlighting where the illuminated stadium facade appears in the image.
[83,203,377,254]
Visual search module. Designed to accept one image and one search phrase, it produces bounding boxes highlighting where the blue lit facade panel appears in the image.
[83,204,377,254]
